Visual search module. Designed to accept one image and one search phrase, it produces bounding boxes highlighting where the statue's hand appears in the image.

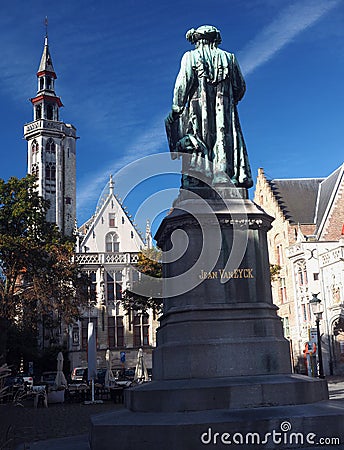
[165,110,179,124]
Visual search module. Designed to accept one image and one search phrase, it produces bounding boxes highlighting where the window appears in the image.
[276,244,284,266]
[302,304,307,322]
[107,273,115,303]
[108,316,124,348]
[45,138,56,153]
[81,317,98,350]
[105,233,119,252]
[35,105,42,119]
[133,314,149,347]
[282,317,290,338]
[47,104,54,120]
[31,140,39,154]
[40,78,44,90]
[106,272,122,302]
[65,196,71,205]
[109,213,116,227]
[122,217,125,224]
[313,273,319,281]
[131,231,134,239]
[45,162,56,181]
[89,272,97,301]
[297,261,308,286]
[279,277,287,303]
[115,272,122,300]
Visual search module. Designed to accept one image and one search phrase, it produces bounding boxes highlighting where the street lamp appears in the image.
[309,293,325,379]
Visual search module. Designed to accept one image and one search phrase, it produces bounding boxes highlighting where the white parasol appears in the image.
[134,348,149,383]
[104,349,116,388]
[54,352,67,388]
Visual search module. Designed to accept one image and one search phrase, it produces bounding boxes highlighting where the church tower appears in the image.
[24,31,77,236]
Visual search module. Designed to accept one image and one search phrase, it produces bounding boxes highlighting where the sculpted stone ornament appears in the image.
[165,25,253,189]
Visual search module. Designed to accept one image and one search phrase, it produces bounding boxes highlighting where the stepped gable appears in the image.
[268,178,323,224]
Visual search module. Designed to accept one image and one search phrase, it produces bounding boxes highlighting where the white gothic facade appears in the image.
[71,177,158,371]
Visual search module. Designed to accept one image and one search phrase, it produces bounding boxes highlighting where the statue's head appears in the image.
[186,25,222,46]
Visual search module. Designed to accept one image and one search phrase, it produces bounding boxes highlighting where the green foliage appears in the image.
[121,248,163,316]
[270,263,282,282]
[0,175,92,360]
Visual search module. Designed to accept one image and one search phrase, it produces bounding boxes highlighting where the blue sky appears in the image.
[0,0,343,235]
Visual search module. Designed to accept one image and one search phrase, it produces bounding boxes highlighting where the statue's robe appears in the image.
[167,44,253,188]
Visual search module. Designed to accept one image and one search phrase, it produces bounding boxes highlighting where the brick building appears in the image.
[254,164,344,374]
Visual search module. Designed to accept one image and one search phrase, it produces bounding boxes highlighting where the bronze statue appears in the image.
[166,25,253,189]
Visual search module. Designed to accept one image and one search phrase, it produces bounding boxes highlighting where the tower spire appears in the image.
[45,16,48,39]
[24,26,77,237]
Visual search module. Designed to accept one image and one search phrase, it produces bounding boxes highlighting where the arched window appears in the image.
[296,261,307,287]
[273,234,284,266]
[105,233,119,252]
[31,140,39,154]
[47,104,54,120]
[45,138,56,154]
[45,162,56,181]
[35,105,42,120]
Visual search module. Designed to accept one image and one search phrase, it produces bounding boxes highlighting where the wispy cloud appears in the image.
[76,114,166,221]
[238,0,341,75]
[77,0,341,222]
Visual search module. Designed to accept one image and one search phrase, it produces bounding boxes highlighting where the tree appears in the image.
[0,175,92,363]
[270,264,282,282]
[121,248,163,317]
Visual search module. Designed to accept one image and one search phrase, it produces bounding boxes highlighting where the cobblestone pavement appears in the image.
[0,401,123,449]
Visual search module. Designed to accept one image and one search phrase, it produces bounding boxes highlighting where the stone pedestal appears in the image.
[90,188,344,449]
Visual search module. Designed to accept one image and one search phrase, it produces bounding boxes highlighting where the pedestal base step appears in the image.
[90,400,344,450]
[125,374,328,412]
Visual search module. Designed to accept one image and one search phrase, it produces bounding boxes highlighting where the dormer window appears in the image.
[109,213,116,227]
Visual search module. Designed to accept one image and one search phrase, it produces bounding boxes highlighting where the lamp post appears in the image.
[309,293,325,379]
